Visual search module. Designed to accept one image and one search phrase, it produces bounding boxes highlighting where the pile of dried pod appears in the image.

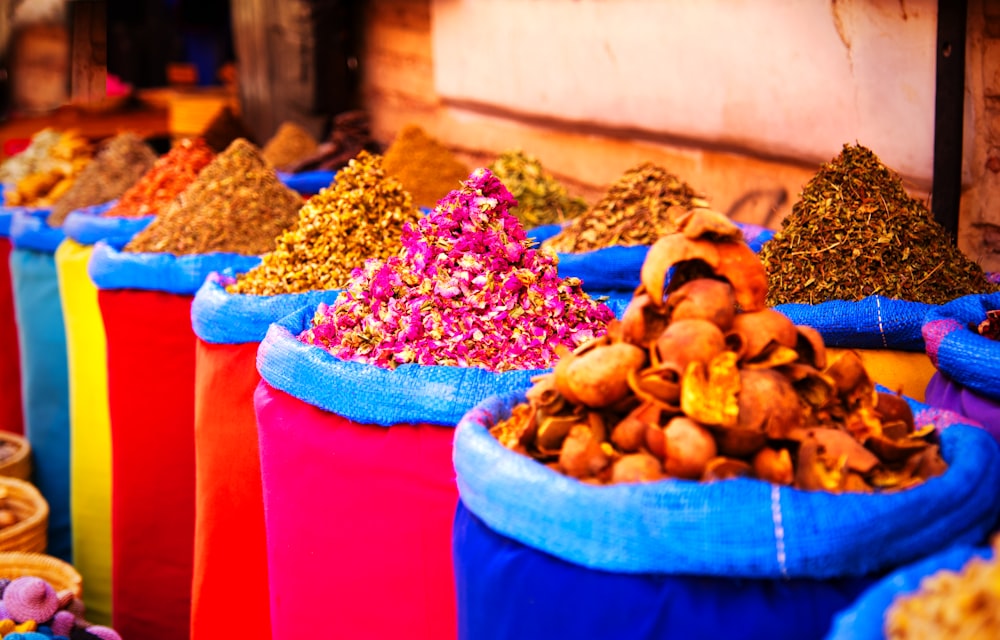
[492,208,948,491]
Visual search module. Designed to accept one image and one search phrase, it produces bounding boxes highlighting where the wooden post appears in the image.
[230,0,360,143]
[68,0,107,106]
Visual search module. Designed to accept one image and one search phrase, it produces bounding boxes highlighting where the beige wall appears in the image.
[361,0,1000,270]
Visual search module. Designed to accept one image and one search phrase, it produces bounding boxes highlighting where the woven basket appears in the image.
[0,432,32,481]
[0,551,82,598]
[0,477,48,553]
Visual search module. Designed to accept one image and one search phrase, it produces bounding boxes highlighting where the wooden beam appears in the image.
[68,0,107,106]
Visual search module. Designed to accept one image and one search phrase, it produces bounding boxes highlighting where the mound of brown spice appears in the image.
[261,122,320,172]
[228,150,419,295]
[381,124,470,209]
[125,138,302,256]
[47,132,158,226]
[760,144,997,306]
[542,163,709,253]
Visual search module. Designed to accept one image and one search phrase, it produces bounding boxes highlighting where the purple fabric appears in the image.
[925,372,1000,444]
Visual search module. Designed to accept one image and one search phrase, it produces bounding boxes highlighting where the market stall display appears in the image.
[189,151,416,639]
[89,137,298,640]
[452,210,1000,639]
[254,168,620,640]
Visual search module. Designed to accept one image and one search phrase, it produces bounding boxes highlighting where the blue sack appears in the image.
[276,170,335,196]
[63,201,154,250]
[922,292,1000,401]
[825,544,993,640]
[453,392,1000,580]
[0,207,11,238]
[775,296,934,352]
[191,275,340,344]
[88,241,261,295]
[9,247,72,561]
[535,221,775,295]
[9,207,64,252]
[454,501,875,640]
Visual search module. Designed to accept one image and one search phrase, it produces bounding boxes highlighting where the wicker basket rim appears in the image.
[0,550,83,596]
[0,477,48,540]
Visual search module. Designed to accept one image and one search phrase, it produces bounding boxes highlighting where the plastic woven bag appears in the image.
[276,170,336,196]
[55,237,113,626]
[825,544,994,640]
[0,208,23,435]
[89,242,260,640]
[922,292,1000,437]
[189,276,338,640]
[8,207,70,562]
[454,501,875,640]
[62,200,153,250]
[454,392,1000,580]
[253,302,558,640]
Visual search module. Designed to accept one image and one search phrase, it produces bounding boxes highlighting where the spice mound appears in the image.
[229,150,419,295]
[0,128,63,187]
[125,138,302,256]
[261,121,320,172]
[300,167,615,372]
[492,208,947,490]
[487,149,587,229]
[47,132,158,226]
[761,144,997,306]
[103,138,215,219]
[543,163,709,253]
[884,536,1000,639]
[381,124,470,209]
[4,130,93,207]
[283,110,382,173]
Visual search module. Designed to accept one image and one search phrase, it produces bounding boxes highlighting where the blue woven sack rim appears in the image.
[922,292,1000,401]
[88,241,262,295]
[774,295,934,352]
[191,276,342,344]
[825,544,993,640]
[62,200,154,249]
[256,303,545,427]
[276,170,336,196]
[0,209,11,237]
[8,206,63,252]
[453,391,1000,579]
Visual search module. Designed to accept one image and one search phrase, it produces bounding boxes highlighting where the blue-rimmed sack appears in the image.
[526,221,775,295]
[774,296,934,352]
[9,206,64,252]
[277,170,336,196]
[454,391,1000,580]
[922,292,1000,401]
[9,246,71,561]
[825,544,994,640]
[63,200,154,250]
[454,500,875,640]
[192,274,340,344]
[88,241,261,295]
[0,204,12,238]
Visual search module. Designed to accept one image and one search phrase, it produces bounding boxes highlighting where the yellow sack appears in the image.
[55,239,112,625]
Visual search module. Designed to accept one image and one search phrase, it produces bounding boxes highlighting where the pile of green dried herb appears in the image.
[47,132,158,226]
[760,144,997,306]
[125,138,302,256]
[487,149,587,229]
[543,163,709,253]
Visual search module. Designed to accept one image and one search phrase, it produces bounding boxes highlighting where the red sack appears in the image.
[0,237,23,435]
[254,380,459,640]
[192,339,268,639]
[98,288,195,640]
